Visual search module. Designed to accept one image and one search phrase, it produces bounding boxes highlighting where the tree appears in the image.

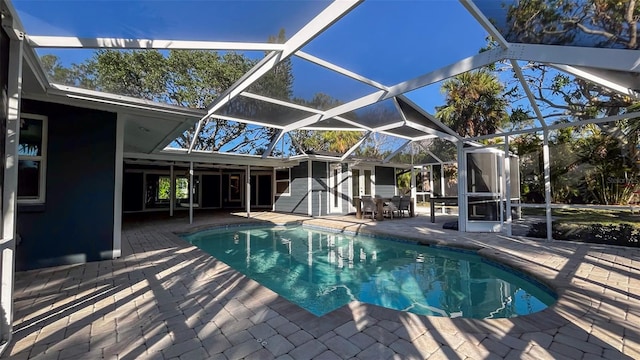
[435,70,509,137]
[498,1,640,204]
[503,0,639,49]
[40,30,293,153]
[290,93,365,155]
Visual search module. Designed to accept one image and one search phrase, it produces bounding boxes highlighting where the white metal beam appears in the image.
[341,131,371,161]
[411,134,438,141]
[404,121,459,142]
[507,44,640,73]
[459,0,510,49]
[510,60,548,128]
[396,95,464,141]
[383,140,412,163]
[550,63,640,99]
[47,83,205,118]
[241,92,322,114]
[416,142,445,163]
[189,0,363,153]
[372,121,405,132]
[295,50,389,90]
[26,35,286,51]
[469,111,640,141]
[262,130,285,158]
[283,47,507,133]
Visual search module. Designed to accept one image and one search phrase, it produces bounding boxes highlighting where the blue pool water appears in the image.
[184,225,556,318]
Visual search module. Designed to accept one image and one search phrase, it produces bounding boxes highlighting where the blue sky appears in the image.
[13,0,492,117]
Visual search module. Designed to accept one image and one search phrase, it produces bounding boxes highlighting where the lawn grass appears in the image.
[522,207,640,228]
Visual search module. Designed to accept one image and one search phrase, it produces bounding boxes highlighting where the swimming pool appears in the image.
[183,225,556,318]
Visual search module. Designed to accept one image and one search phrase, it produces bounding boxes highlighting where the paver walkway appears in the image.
[3,211,640,359]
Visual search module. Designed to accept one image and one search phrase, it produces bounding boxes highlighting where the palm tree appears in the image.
[436,70,508,137]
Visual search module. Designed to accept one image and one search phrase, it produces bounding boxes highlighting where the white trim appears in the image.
[328,163,343,214]
[1,35,23,354]
[26,36,286,51]
[275,168,291,196]
[112,114,124,258]
[17,113,48,204]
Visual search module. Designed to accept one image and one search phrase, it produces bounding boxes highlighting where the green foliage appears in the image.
[527,222,640,247]
[436,70,509,137]
[505,0,639,49]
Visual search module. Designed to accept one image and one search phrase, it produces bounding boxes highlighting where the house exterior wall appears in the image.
[16,100,117,270]
[274,161,308,214]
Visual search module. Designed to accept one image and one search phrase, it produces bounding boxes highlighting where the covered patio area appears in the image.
[4,212,639,359]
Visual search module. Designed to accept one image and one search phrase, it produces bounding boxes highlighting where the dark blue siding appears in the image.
[16,100,116,270]
[274,162,308,214]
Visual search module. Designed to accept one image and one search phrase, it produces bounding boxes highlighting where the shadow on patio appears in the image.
[3,211,639,359]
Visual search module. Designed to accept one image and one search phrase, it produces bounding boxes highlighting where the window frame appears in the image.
[18,113,48,204]
[275,168,291,196]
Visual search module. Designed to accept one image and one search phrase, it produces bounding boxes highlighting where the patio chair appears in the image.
[361,196,377,220]
[383,200,398,219]
[386,196,402,218]
[398,197,411,217]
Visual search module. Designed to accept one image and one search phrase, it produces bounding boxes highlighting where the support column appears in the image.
[112,114,124,258]
[410,166,416,216]
[189,161,193,224]
[410,148,416,216]
[440,162,445,213]
[169,164,174,217]
[504,136,512,236]
[457,142,466,232]
[307,160,312,216]
[543,130,553,242]
[1,34,23,352]
[246,165,251,218]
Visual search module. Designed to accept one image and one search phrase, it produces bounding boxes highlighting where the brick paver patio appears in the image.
[3,211,639,359]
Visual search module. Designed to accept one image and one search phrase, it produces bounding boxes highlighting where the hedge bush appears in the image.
[527,222,640,247]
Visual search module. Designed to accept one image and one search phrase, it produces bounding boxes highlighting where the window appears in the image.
[229,174,241,201]
[18,114,47,203]
[275,168,290,196]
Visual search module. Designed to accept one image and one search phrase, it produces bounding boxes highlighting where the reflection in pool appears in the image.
[184,225,556,317]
